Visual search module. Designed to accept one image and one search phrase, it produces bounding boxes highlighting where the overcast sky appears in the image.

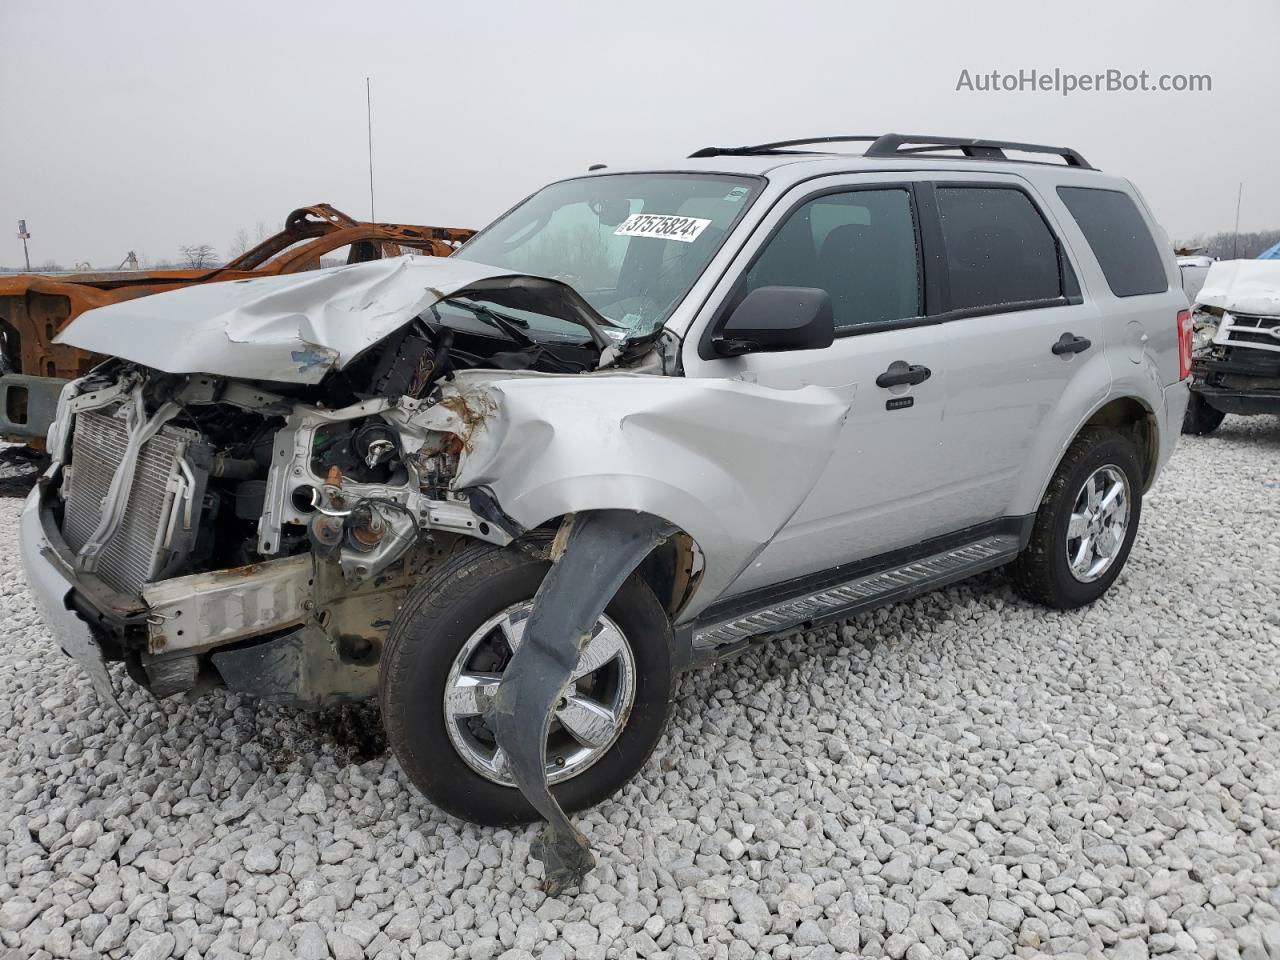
[2,0,1276,267]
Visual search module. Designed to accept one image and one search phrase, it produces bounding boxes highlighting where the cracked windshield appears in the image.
[454,173,759,339]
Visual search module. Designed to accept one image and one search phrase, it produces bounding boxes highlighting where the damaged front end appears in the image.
[27,258,619,709]
[23,255,851,893]
[1188,260,1280,418]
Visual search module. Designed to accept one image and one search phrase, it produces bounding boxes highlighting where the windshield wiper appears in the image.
[436,300,588,374]
[440,278,623,368]
[443,298,532,338]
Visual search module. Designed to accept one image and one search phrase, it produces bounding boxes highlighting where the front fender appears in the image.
[415,372,852,618]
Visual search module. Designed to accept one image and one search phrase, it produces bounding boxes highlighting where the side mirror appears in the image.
[712,286,835,357]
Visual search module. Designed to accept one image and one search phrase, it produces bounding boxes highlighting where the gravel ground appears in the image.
[2,416,1279,960]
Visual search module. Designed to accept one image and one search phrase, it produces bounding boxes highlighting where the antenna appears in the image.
[366,77,376,223]
[17,220,31,272]
[1231,182,1242,259]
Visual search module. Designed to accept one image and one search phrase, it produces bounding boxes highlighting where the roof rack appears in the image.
[689,133,1093,169]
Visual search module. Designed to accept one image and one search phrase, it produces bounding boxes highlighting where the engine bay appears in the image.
[53,304,628,595]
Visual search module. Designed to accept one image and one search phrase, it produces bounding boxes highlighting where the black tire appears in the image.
[1182,391,1226,436]
[380,541,673,826]
[1010,427,1144,610]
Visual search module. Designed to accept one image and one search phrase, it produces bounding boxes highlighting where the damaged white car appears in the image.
[21,134,1190,893]
[1181,259,1280,435]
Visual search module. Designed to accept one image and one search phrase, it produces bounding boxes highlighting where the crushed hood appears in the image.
[1195,260,1280,317]
[55,256,613,384]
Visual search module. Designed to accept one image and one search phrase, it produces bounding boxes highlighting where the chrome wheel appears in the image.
[442,601,636,788]
[1066,464,1130,583]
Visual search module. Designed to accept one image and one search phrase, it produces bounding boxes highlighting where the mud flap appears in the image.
[487,510,674,896]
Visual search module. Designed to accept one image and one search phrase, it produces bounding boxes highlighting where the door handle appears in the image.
[1052,332,1092,356]
[876,362,932,388]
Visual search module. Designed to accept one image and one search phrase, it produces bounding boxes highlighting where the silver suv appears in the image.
[22,134,1190,891]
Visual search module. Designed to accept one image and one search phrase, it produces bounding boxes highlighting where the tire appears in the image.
[380,541,673,826]
[1182,391,1226,436]
[1010,427,1144,610]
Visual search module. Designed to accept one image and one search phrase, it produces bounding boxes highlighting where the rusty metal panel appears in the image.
[143,554,315,655]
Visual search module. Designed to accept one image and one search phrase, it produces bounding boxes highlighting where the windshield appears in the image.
[454,173,760,339]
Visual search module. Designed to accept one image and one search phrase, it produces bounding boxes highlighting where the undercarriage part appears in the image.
[487,510,674,896]
[142,653,199,698]
[338,502,419,585]
[210,624,379,708]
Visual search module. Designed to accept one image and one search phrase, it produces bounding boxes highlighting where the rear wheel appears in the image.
[1010,428,1144,610]
[380,542,673,826]
[1182,391,1226,436]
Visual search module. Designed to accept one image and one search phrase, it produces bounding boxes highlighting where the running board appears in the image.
[691,534,1020,652]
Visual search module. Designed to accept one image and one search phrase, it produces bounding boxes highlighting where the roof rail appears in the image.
[864,134,1092,168]
[689,133,1094,169]
[689,136,878,158]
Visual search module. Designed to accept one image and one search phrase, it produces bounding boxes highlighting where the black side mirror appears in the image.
[712,286,835,357]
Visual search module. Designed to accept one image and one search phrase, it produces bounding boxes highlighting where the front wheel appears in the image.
[1010,427,1144,610]
[380,542,673,826]
[1182,391,1226,436]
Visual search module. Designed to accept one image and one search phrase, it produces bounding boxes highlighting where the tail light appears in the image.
[1177,309,1193,380]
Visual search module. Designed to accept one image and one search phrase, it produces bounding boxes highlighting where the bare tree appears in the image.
[1181,229,1280,260]
[179,244,218,269]
[227,228,252,261]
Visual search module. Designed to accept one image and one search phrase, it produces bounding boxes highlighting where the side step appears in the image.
[691,534,1020,653]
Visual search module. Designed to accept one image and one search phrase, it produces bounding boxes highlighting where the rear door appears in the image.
[917,174,1110,526]
[683,175,957,595]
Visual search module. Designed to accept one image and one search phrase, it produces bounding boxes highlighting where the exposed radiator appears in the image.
[61,409,210,597]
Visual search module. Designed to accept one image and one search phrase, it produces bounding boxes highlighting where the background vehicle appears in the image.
[22,134,1189,891]
[1182,259,1280,435]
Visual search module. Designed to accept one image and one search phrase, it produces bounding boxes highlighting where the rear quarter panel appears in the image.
[1016,172,1186,504]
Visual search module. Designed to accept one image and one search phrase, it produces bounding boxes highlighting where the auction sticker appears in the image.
[614,213,711,243]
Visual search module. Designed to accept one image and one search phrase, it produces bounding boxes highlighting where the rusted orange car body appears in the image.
[0,204,474,443]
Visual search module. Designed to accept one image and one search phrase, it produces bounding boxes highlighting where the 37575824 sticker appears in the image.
[613,213,712,243]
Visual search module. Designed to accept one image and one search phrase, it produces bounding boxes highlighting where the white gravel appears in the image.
[2,416,1279,960]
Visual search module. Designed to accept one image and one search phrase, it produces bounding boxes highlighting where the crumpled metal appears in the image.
[487,510,674,895]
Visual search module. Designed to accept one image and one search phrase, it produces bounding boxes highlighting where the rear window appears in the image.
[935,187,1062,311]
[1056,186,1168,297]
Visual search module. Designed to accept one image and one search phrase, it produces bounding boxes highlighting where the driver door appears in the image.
[683,176,956,596]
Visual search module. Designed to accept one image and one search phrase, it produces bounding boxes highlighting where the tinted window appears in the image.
[745,189,921,330]
[936,187,1062,310]
[1057,186,1168,297]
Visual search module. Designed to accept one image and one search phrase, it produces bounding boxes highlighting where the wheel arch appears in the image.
[519,510,705,623]
[1076,395,1160,492]
[1033,393,1159,506]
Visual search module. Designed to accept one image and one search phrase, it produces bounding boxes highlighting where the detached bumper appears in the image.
[1190,352,1280,415]
[18,487,120,708]
[1192,383,1280,417]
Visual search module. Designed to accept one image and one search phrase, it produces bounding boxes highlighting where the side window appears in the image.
[935,187,1062,310]
[745,189,921,330]
[1056,186,1168,297]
